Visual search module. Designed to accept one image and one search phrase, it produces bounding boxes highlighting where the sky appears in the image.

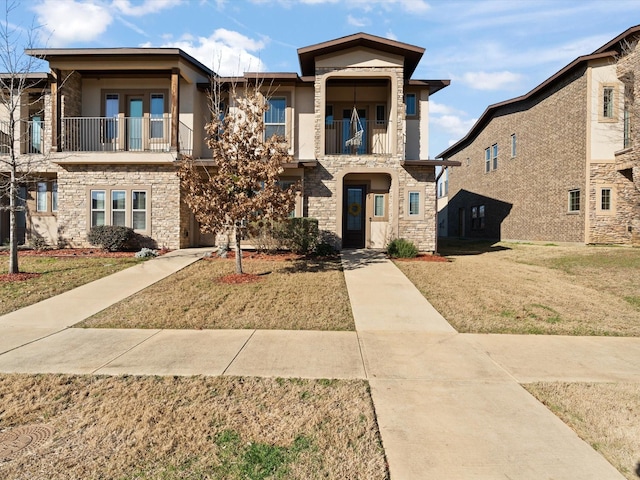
[7,0,640,157]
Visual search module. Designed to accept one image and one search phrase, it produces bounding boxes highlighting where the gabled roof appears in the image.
[437,24,640,159]
[297,32,425,79]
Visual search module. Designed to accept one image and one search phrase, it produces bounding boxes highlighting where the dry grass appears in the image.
[0,374,387,479]
[0,256,141,316]
[396,240,640,335]
[79,256,355,331]
[525,382,640,480]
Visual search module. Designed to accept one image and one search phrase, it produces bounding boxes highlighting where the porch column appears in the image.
[51,68,61,152]
[171,68,180,151]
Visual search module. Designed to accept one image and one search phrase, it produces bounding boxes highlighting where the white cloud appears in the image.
[398,0,430,14]
[458,71,523,91]
[433,114,476,137]
[149,29,268,76]
[347,15,369,28]
[112,0,182,17]
[429,100,463,115]
[34,0,113,46]
[385,30,398,41]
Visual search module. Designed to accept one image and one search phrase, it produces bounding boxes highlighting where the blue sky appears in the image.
[9,0,640,157]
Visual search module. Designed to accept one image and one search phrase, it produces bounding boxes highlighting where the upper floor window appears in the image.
[485,147,490,173]
[325,104,334,125]
[265,97,286,139]
[492,143,498,170]
[568,189,581,213]
[405,93,416,116]
[510,134,517,158]
[603,86,614,118]
[105,94,119,140]
[600,84,617,122]
[376,105,386,125]
[624,84,632,148]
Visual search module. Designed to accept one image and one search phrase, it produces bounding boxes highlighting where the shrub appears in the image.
[87,226,135,252]
[313,242,337,257]
[135,247,158,258]
[386,238,418,258]
[281,218,319,254]
[247,220,286,253]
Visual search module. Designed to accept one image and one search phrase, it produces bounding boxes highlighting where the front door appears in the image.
[343,185,366,248]
[128,97,143,151]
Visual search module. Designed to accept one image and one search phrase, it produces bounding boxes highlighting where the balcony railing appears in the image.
[325,119,392,156]
[0,120,46,155]
[62,116,178,153]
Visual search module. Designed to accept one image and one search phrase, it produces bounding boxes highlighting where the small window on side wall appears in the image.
[408,191,420,216]
[511,134,516,158]
[600,188,611,211]
[374,194,385,217]
[405,93,416,116]
[568,189,581,212]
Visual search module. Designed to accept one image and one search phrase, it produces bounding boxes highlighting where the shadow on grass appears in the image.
[437,238,511,256]
[281,256,344,274]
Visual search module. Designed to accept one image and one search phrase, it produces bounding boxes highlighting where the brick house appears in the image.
[438,25,640,245]
[0,33,456,251]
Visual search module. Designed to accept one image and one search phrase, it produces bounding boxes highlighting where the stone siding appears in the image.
[446,67,588,243]
[56,164,182,249]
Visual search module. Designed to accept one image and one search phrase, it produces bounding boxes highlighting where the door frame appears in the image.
[342,183,367,248]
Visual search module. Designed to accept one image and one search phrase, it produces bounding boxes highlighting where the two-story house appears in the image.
[438,25,640,246]
[1,33,455,251]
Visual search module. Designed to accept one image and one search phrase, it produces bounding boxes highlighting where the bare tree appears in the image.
[0,0,47,274]
[177,80,298,274]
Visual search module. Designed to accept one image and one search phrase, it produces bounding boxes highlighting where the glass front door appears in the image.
[343,185,366,248]
[128,98,143,151]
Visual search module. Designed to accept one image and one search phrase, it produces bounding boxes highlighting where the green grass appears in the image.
[0,256,142,316]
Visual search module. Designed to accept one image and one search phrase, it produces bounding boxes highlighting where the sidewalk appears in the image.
[0,248,638,479]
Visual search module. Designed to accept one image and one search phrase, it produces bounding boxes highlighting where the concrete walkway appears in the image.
[0,248,639,479]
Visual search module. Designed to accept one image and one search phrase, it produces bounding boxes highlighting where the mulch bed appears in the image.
[0,272,42,283]
[0,248,136,258]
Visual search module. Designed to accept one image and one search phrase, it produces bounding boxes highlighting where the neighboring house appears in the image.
[1,33,457,251]
[438,25,640,246]
[436,166,449,237]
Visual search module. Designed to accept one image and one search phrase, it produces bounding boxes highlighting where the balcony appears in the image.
[0,120,46,155]
[60,116,193,155]
[325,119,392,156]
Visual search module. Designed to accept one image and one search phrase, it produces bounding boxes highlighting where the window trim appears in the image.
[568,189,581,213]
[404,187,424,220]
[597,186,615,215]
[91,189,107,228]
[485,147,490,173]
[264,96,287,140]
[599,83,617,122]
[87,185,151,233]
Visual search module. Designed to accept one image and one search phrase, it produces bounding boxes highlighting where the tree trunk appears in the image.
[234,224,243,274]
[8,171,18,274]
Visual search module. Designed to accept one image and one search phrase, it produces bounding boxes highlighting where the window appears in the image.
[479,205,485,229]
[624,84,631,148]
[376,105,386,125]
[132,191,147,230]
[105,94,119,140]
[150,93,164,139]
[36,182,47,212]
[471,205,485,230]
[568,189,581,212]
[511,134,516,158]
[492,143,498,170]
[111,190,126,227]
[600,188,611,211]
[91,190,106,227]
[408,191,420,216]
[325,104,333,125]
[52,182,58,212]
[374,194,385,217]
[485,147,490,173]
[603,86,614,119]
[278,179,298,217]
[265,97,286,139]
[405,93,416,116]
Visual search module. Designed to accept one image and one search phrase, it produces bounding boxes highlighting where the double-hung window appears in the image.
[91,190,106,227]
[111,190,126,227]
[492,144,498,170]
[510,134,516,158]
[52,182,58,212]
[36,182,47,212]
[600,188,612,211]
[132,191,147,230]
[265,97,286,140]
[408,191,420,216]
[485,147,491,173]
[603,86,614,119]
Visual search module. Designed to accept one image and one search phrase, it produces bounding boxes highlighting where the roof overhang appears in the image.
[401,159,462,167]
[297,32,424,79]
[407,79,450,95]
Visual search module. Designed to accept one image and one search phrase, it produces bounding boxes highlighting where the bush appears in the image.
[87,226,135,252]
[135,247,158,258]
[281,217,319,254]
[313,242,337,257]
[386,238,418,258]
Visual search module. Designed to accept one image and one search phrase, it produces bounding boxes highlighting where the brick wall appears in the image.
[446,67,588,243]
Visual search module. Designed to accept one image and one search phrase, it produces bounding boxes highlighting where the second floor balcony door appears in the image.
[128,97,143,151]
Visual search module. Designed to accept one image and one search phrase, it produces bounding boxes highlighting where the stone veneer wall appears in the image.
[446,67,588,243]
[305,64,437,251]
[56,164,182,249]
[613,35,640,245]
